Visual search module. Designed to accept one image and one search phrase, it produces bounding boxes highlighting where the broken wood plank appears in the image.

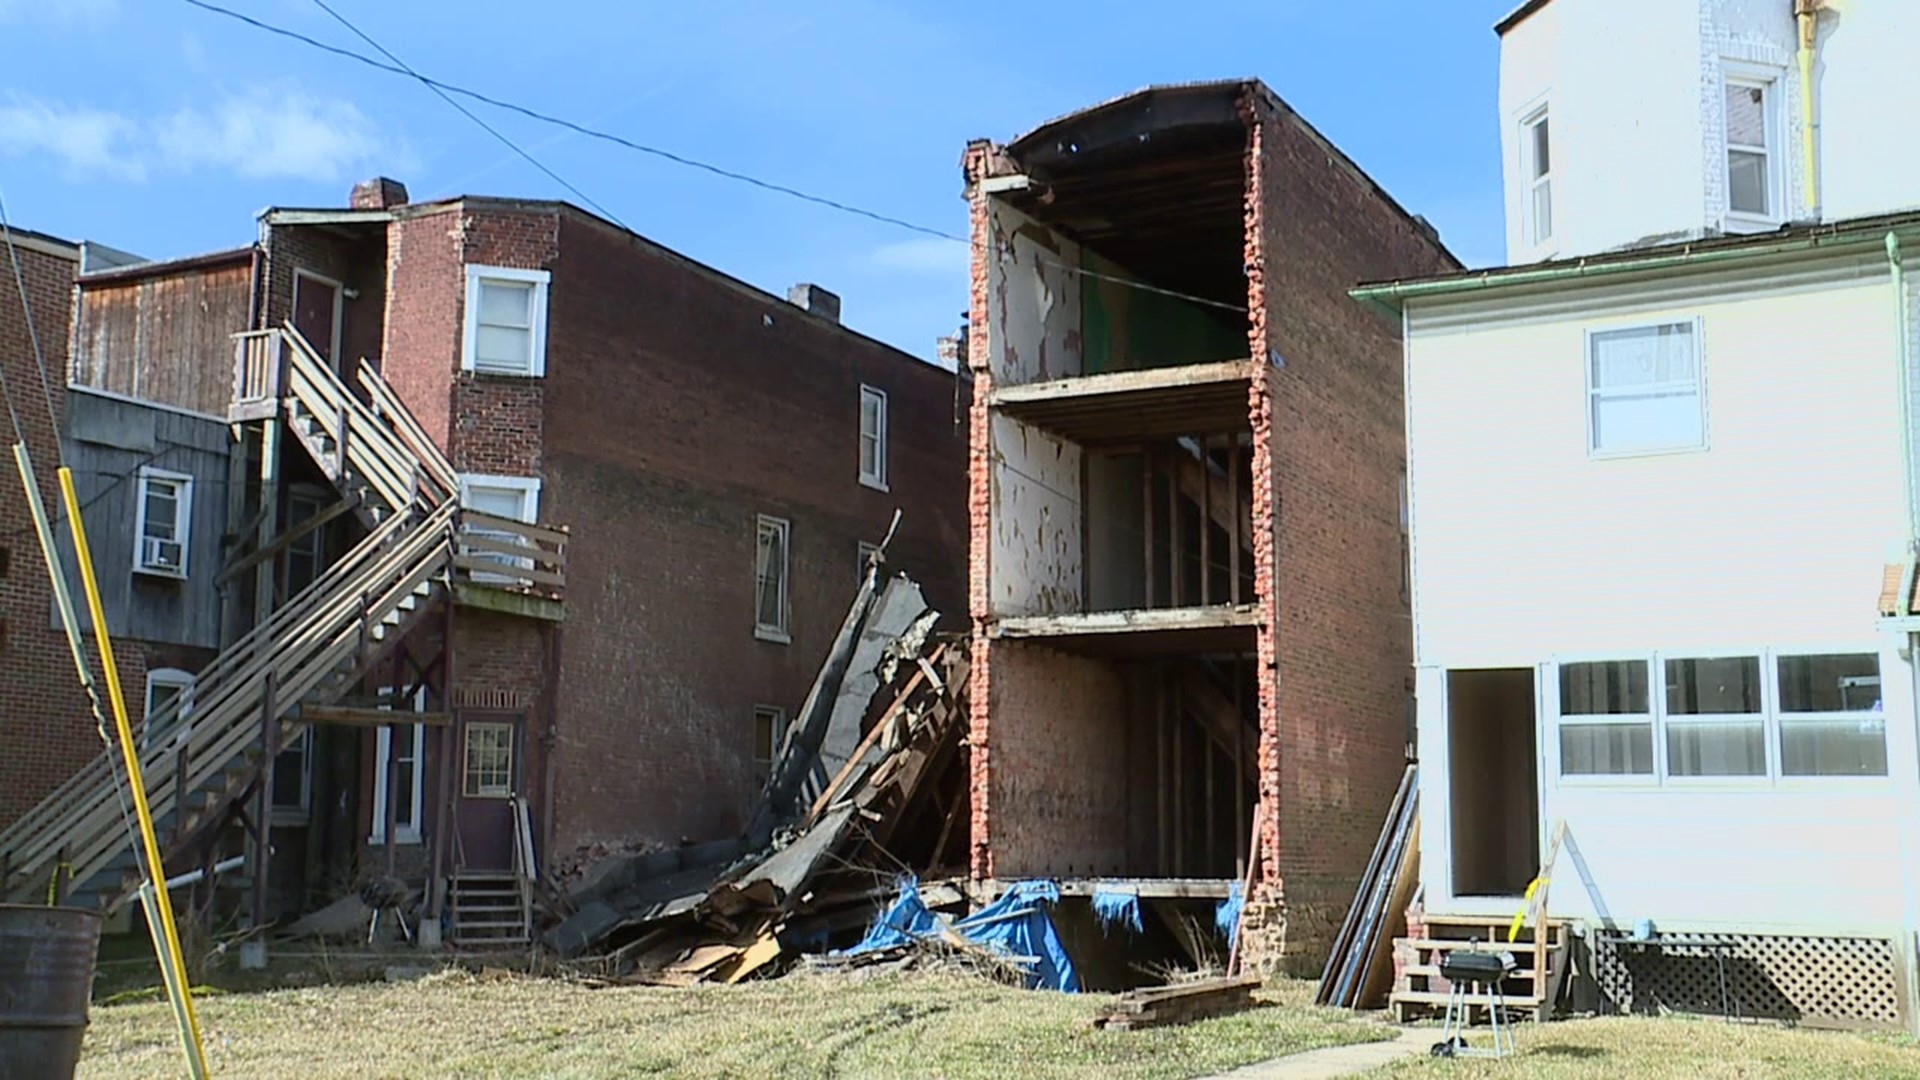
[1091,976,1261,1031]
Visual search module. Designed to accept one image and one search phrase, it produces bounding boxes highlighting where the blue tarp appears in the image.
[1091,889,1143,935]
[1216,881,1245,947]
[842,877,1081,992]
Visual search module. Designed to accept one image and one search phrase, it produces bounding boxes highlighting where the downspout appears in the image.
[1796,0,1821,215]
[1892,233,1915,565]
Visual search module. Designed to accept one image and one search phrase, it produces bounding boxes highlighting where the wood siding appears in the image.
[54,388,230,649]
[73,257,253,416]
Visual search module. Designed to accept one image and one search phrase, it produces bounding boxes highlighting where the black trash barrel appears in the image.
[0,904,104,1080]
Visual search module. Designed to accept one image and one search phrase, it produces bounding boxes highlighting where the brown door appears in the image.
[453,712,522,871]
[292,270,340,368]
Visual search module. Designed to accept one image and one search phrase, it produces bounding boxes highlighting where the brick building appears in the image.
[960,81,1456,973]
[0,181,968,943]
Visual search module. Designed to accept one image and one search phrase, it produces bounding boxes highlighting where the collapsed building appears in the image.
[960,80,1457,973]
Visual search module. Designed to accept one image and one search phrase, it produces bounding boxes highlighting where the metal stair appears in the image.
[0,324,460,912]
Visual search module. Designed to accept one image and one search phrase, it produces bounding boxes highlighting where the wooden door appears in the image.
[292,270,341,369]
[453,712,522,871]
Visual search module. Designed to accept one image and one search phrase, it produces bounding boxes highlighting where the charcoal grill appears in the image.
[1430,947,1519,1059]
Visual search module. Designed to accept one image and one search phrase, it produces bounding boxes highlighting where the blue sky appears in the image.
[0,0,1517,361]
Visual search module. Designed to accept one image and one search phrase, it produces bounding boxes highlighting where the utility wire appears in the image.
[305,0,627,231]
[179,0,963,243]
[0,184,56,445]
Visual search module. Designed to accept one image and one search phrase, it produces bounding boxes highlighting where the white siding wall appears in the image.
[1818,3,1920,224]
[1406,265,1917,931]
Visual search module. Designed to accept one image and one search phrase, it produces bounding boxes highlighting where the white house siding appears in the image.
[1815,3,1920,225]
[1405,261,1917,932]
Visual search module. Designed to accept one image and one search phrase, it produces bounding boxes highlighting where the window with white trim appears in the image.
[1588,320,1705,456]
[1664,655,1766,777]
[859,385,888,490]
[372,721,425,843]
[1725,72,1780,222]
[458,474,541,582]
[752,705,787,787]
[755,515,791,642]
[1557,659,1654,776]
[1777,653,1886,776]
[143,668,194,751]
[1521,106,1552,248]
[134,467,192,578]
[462,265,550,377]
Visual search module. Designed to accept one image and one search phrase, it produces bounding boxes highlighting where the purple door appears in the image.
[453,712,522,871]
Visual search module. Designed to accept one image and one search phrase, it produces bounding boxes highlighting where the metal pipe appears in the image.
[1891,233,1916,552]
[1797,0,1821,214]
[165,855,246,892]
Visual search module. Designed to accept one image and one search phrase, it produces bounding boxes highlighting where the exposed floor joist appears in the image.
[988,359,1263,447]
[991,604,1259,657]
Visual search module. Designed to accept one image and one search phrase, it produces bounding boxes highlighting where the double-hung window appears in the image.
[1520,106,1552,249]
[134,467,192,578]
[1588,320,1705,456]
[755,515,791,642]
[458,474,541,583]
[1724,70,1780,224]
[1557,659,1655,776]
[859,385,888,490]
[462,265,550,377]
[1776,653,1886,776]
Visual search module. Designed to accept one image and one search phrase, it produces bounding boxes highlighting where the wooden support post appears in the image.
[1205,726,1217,874]
[1142,444,1156,609]
[383,723,400,879]
[336,400,351,484]
[1168,442,1182,609]
[251,670,278,932]
[427,596,457,922]
[1173,694,1186,878]
[1234,656,1247,879]
[173,741,191,846]
[1229,437,1242,605]
[252,419,282,633]
[219,425,253,645]
[1199,435,1212,605]
[53,844,71,906]
[357,591,371,670]
[1156,663,1170,875]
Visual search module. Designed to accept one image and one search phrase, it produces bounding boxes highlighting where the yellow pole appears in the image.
[56,465,210,1079]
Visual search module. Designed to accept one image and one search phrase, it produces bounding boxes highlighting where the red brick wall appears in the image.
[539,211,968,851]
[379,211,462,454]
[450,209,555,477]
[263,222,386,371]
[0,238,144,832]
[961,145,999,879]
[1245,93,1458,969]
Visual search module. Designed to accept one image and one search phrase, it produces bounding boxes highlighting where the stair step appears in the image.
[453,919,529,930]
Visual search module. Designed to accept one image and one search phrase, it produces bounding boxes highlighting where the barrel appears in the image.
[0,904,104,1080]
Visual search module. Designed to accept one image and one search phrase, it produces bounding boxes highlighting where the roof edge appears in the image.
[77,245,254,286]
[1495,0,1555,36]
[3,226,80,262]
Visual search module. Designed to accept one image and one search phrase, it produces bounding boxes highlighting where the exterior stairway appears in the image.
[0,324,461,912]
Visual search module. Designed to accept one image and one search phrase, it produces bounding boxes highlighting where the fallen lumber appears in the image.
[1091,976,1262,1031]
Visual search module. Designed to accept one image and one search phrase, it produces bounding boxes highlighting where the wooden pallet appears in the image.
[1389,915,1569,1023]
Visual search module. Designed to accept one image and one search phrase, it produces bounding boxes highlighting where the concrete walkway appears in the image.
[1205,1027,1436,1080]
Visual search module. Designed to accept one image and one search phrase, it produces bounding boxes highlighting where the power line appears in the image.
[0,184,57,446]
[179,0,964,243]
[305,0,627,231]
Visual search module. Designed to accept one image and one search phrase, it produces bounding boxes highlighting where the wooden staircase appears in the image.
[0,325,461,912]
[1389,913,1571,1023]
[449,872,531,947]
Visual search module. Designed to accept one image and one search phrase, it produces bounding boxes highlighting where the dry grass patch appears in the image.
[80,971,1389,1079]
[1376,1014,1920,1079]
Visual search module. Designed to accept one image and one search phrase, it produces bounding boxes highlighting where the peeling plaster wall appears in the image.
[989,413,1083,617]
[985,199,1082,386]
[984,642,1130,878]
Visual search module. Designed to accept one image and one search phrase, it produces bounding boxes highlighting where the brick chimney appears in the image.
[349,177,410,210]
[787,283,841,324]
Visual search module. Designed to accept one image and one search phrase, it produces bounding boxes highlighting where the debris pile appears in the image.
[1315,764,1419,1009]
[546,567,974,986]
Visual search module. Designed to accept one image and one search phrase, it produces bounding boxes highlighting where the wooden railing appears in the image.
[454,510,567,600]
[230,330,285,421]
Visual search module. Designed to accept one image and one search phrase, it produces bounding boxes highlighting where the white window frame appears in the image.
[461,264,551,377]
[270,727,314,823]
[370,689,428,844]
[752,704,788,786]
[1723,63,1785,230]
[292,268,345,367]
[1519,103,1553,252]
[1548,647,1889,788]
[142,668,195,751]
[133,467,193,579]
[1584,318,1708,459]
[755,514,791,644]
[858,384,889,491]
[458,474,542,583]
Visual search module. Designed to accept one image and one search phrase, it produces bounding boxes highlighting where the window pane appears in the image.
[144,484,177,540]
[1726,84,1766,148]
[1729,150,1769,215]
[1530,116,1550,178]
[475,325,532,371]
[1593,391,1704,452]
[1559,661,1649,715]
[860,431,880,477]
[1667,718,1766,777]
[1778,654,1881,713]
[1532,181,1552,242]
[466,486,527,521]
[464,723,514,796]
[756,521,787,629]
[1592,324,1697,389]
[1780,717,1888,776]
[1665,656,1762,714]
[1561,722,1654,775]
[478,280,532,328]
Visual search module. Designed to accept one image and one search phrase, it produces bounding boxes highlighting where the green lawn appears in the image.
[79,971,1391,1080]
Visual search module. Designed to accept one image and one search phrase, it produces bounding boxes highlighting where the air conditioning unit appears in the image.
[142,536,185,575]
